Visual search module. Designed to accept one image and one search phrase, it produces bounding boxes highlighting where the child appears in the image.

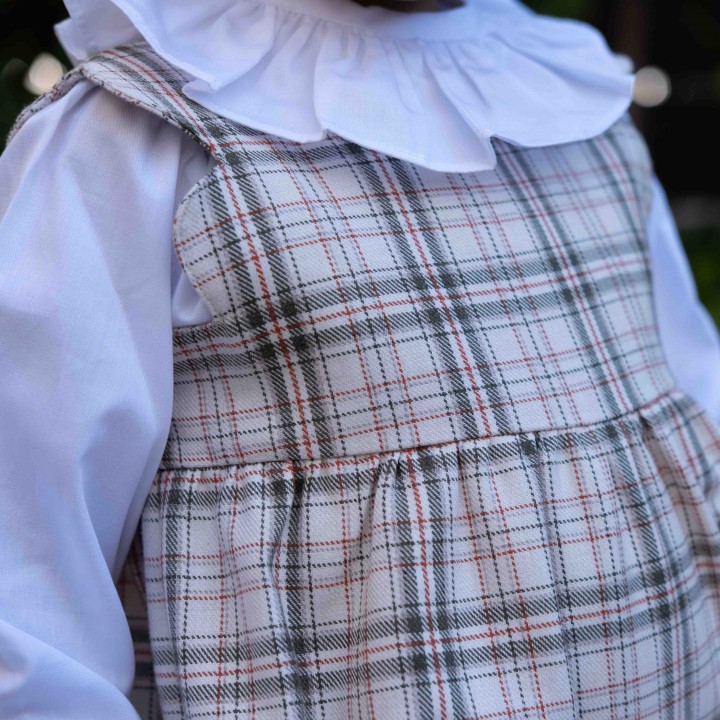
[1,0,720,717]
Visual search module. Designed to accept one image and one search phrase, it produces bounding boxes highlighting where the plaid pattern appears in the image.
[27,43,677,467]
[116,530,163,720]
[18,43,720,718]
[140,390,720,719]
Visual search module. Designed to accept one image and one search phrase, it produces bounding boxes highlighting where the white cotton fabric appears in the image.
[56,0,635,171]
[1,0,719,715]
[0,82,208,719]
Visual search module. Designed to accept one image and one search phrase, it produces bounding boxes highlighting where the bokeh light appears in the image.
[23,53,65,95]
[633,66,672,107]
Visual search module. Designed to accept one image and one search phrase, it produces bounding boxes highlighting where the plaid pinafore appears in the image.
[26,43,720,719]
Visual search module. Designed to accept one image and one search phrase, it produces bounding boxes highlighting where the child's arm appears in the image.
[647,177,720,423]
[0,80,198,718]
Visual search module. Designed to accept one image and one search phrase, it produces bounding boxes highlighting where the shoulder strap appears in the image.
[9,42,255,164]
[9,42,269,326]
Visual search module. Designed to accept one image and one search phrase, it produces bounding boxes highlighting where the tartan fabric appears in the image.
[34,43,678,467]
[116,531,163,720]
[19,42,720,718]
[140,390,720,719]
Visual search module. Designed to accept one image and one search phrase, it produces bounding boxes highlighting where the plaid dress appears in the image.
[19,43,720,719]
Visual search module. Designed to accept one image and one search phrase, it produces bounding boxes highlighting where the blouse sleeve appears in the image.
[647,176,720,424]
[0,79,209,718]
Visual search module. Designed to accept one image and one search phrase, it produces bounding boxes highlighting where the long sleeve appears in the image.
[647,177,720,424]
[0,80,210,718]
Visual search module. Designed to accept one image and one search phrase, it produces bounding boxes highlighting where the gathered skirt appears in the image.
[119,390,720,719]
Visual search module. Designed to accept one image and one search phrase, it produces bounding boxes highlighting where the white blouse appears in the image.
[1,0,720,716]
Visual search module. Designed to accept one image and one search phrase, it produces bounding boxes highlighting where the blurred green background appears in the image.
[1,0,718,325]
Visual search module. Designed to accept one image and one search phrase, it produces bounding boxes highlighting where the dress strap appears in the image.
[10,41,252,166]
[10,42,253,324]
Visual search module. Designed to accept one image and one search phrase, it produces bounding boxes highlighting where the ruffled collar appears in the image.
[57,0,634,172]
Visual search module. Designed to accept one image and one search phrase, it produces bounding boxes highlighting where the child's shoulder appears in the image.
[9,42,230,163]
[7,67,87,145]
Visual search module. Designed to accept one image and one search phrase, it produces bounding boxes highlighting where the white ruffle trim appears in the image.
[57,0,634,172]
